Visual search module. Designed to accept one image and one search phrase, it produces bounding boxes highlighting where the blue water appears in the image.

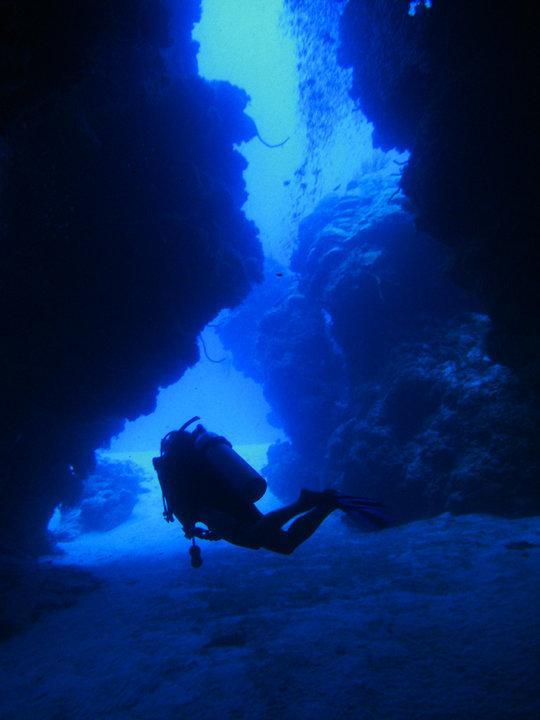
[5,4,535,720]
[110,0,404,457]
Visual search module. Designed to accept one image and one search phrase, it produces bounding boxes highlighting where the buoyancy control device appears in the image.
[152,416,267,567]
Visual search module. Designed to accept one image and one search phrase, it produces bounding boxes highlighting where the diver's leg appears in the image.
[255,489,332,533]
[260,505,335,555]
[256,500,307,531]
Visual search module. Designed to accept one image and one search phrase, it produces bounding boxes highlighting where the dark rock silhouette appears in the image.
[0,0,262,553]
[78,460,147,534]
[222,184,540,520]
[50,459,148,539]
[339,0,540,392]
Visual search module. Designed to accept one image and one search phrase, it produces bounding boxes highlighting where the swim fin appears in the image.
[334,495,384,508]
[334,494,391,529]
[300,489,391,528]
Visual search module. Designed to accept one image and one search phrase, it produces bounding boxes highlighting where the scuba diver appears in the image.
[153,417,388,567]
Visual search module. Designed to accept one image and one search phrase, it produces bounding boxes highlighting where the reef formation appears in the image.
[0,0,262,553]
[339,0,540,391]
[219,0,540,522]
[220,177,539,521]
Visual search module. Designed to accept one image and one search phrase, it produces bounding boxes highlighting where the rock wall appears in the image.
[223,181,539,521]
[0,1,263,553]
[50,459,149,540]
[339,0,540,390]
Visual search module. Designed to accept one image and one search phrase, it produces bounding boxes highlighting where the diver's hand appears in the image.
[189,525,221,541]
[202,529,221,541]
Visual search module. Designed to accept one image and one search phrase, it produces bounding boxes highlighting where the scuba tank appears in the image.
[191,424,267,503]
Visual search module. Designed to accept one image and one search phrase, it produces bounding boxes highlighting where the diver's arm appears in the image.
[180,513,220,541]
[181,521,196,539]
[173,492,201,537]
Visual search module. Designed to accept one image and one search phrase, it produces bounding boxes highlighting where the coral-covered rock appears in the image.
[0,1,262,553]
[325,314,539,521]
[339,0,540,390]
[232,180,539,520]
[79,491,135,534]
[51,459,148,538]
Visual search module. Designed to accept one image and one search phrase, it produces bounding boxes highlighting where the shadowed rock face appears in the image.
[339,0,540,391]
[221,182,540,520]
[0,0,263,553]
[50,459,149,540]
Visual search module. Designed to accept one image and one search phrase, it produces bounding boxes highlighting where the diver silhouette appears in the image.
[153,417,387,566]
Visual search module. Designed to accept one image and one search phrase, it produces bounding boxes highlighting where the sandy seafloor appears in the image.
[1,445,539,720]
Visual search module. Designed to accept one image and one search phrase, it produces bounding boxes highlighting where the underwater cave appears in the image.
[1,1,539,718]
